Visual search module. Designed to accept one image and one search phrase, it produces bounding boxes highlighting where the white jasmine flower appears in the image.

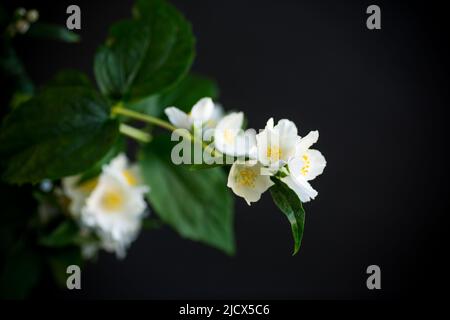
[214,112,256,157]
[256,118,298,170]
[165,97,214,130]
[81,154,149,258]
[281,131,326,202]
[227,161,274,205]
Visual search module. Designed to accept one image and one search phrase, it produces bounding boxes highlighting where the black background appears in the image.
[1,0,449,299]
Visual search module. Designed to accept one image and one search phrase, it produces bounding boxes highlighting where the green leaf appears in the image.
[39,221,81,248]
[27,22,80,43]
[76,136,125,185]
[46,70,93,88]
[9,92,32,109]
[127,74,219,117]
[270,178,306,255]
[0,87,119,184]
[139,135,235,255]
[94,0,195,101]
[0,43,34,94]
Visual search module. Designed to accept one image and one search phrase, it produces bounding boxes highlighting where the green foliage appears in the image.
[39,220,90,248]
[139,136,235,255]
[94,0,195,101]
[27,22,80,43]
[0,43,34,95]
[270,178,306,255]
[9,92,32,109]
[128,74,219,117]
[0,87,119,184]
[45,69,93,88]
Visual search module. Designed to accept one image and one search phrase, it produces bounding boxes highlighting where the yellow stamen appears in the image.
[101,190,123,211]
[267,147,282,161]
[300,154,311,176]
[78,178,98,193]
[123,169,137,186]
[236,168,257,187]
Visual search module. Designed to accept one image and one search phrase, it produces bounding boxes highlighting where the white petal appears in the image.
[281,174,318,203]
[304,149,326,181]
[231,128,256,157]
[265,117,274,130]
[62,175,88,217]
[256,129,270,166]
[165,107,191,130]
[190,97,214,123]
[295,130,319,157]
[216,112,243,130]
[206,103,224,128]
[104,153,128,173]
[274,119,298,140]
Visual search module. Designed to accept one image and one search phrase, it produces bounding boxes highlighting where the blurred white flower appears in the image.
[81,154,149,258]
[281,131,326,202]
[63,154,149,258]
[214,112,256,157]
[227,161,273,205]
[165,97,215,130]
[256,118,298,170]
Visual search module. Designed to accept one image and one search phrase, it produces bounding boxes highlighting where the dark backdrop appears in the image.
[2,0,448,299]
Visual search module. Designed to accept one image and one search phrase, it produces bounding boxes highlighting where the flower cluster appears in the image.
[62,154,149,258]
[165,98,327,205]
[6,7,39,36]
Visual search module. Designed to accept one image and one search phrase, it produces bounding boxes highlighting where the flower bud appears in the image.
[15,19,30,34]
[26,9,39,23]
[15,7,26,17]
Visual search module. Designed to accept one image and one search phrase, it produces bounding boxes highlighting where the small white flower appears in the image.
[256,118,298,170]
[227,161,274,205]
[214,112,256,157]
[281,131,326,202]
[165,97,214,130]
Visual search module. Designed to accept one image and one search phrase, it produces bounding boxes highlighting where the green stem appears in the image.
[112,103,223,158]
[112,104,176,131]
[119,123,152,143]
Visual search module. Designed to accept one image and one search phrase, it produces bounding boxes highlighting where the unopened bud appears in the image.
[15,7,26,17]
[26,9,39,23]
[16,19,30,34]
